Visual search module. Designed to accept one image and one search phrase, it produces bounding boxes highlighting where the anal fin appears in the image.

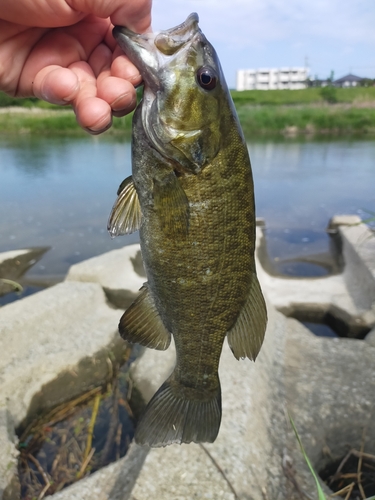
[107,175,142,238]
[227,273,267,361]
[119,284,171,351]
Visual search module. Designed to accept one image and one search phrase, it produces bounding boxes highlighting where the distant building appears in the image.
[333,74,365,87]
[309,78,330,88]
[236,67,309,91]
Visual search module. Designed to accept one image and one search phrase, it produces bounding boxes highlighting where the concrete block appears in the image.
[328,214,362,229]
[0,247,48,296]
[339,222,375,311]
[66,244,145,309]
[0,281,124,499]
[51,443,148,500]
[0,249,30,265]
[365,327,375,347]
[0,281,121,423]
[0,409,20,499]
[255,223,375,332]
[284,318,375,496]
[130,443,237,500]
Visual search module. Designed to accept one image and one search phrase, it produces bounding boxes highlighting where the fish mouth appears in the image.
[112,13,200,89]
[113,12,199,54]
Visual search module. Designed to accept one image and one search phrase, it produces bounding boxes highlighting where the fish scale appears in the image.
[108,12,267,447]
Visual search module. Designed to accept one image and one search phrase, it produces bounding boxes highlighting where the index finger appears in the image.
[67,0,152,33]
[110,0,152,33]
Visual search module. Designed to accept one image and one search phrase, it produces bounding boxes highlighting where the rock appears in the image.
[130,341,176,404]
[52,443,148,500]
[0,281,124,498]
[365,327,375,347]
[0,247,49,297]
[66,244,144,309]
[0,409,20,500]
[338,220,375,312]
[130,444,237,500]
[256,221,375,336]
[284,318,375,497]
[327,214,362,230]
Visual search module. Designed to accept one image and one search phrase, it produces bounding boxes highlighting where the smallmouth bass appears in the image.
[108,13,267,447]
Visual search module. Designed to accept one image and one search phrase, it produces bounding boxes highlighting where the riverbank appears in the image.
[237,103,375,137]
[0,107,133,137]
[0,87,375,137]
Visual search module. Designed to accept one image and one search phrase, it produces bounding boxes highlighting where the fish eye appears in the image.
[197,67,217,90]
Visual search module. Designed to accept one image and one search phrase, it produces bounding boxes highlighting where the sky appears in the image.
[151,0,375,89]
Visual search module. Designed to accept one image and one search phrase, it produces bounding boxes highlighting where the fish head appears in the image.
[113,13,225,173]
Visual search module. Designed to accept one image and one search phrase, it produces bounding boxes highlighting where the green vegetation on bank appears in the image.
[0,86,375,137]
[231,86,375,106]
[237,105,375,137]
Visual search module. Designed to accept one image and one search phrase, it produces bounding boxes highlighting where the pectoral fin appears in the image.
[107,175,142,238]
[119,284,171,351]
[227,274,267,361]
[153,171,189,237]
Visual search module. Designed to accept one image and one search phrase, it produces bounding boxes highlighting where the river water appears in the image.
[0,135,374,303]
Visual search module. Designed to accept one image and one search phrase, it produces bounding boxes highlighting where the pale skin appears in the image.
[0,0,152,134]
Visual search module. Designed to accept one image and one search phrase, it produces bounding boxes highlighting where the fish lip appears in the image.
[161,12,199,37]
[112,12,199,43]
[112,12,200,65]
[154,12,199,49]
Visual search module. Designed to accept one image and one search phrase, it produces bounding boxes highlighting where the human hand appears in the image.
[0,0,151,134]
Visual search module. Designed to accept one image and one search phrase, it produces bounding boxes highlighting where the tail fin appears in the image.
[135,375,222,447]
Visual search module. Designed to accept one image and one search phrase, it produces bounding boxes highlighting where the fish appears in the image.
[108,12,267,448]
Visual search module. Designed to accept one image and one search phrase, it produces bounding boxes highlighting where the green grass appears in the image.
[231,86,375,106]
[0,108,133,136]
[237,105,375,137]
[289,414,327,500]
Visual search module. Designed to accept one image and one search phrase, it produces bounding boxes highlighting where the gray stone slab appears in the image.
[366,327,375,347]
[255,223,375,332]
[52,443,148,500]
[0,281,123,498]
[0,281,120,423]
[339,221,375,311]
[0,409,19,500]
[284,317,375,497]
[66,244,145,309]
[130,443,237,500]
[0,249,30,265]
[0,247,48,296]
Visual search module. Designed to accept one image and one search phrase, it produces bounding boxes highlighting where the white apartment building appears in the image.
[236,67,309,91]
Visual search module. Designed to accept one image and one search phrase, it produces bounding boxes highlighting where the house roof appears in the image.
[333,73,364,84]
